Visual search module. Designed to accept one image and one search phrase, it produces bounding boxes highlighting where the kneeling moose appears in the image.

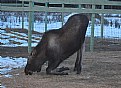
[25,14,89,75]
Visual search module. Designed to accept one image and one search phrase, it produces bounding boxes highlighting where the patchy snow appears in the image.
[86,25,121,38]
[0,29,41,47]
[0,56,27,77]
[0,85,6,88]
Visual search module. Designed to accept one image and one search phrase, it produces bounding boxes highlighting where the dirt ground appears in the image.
[0,28,121,88]
[0,51,121,88]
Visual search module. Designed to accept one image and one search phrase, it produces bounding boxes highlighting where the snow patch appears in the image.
[0,56,27,75]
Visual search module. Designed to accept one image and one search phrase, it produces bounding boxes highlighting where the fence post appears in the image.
[90,5,95,52]
[90,13,95,52]
[61,3,64,26]
[101,14,104,39]
[45,2,48,32]
[22,1,24,29]
[28,1,34,53]
[101,5,104,39]
[0,2,1,10]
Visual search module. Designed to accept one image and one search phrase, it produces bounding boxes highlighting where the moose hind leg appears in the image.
[74,48,83,74]
[74,50,80,71]
[46,59,68,75]
[74,50,82,73]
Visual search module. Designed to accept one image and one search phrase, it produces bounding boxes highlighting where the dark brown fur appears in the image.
[25,14,89,75]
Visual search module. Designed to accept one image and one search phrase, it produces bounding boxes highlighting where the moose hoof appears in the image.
[57,67,69,72]
[54,72,68,75]
[46,71,68,75]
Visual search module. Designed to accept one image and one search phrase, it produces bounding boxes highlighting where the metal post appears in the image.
[61,12,64,26]
[22,1,24,29]
[101,14,104,39]
[90,5,95,52]
[28,1,34,53]
[101,5,104,39]
[32,2,34,31]
[79,4,82,9]
[90,13,95,52]
[45,2,48,32]
[0,2,1,9]
[61,3,64,26]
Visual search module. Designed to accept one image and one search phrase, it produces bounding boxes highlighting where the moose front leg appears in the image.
[46,59,68,75]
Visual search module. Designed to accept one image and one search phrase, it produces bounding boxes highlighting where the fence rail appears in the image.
[0,0,121,13]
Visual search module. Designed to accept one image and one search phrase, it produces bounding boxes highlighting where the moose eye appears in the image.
[27,56,32,61]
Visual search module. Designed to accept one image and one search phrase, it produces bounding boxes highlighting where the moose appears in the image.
[25,14,89,75]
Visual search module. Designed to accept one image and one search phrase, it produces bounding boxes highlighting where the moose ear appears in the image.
[31,49,37,57]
